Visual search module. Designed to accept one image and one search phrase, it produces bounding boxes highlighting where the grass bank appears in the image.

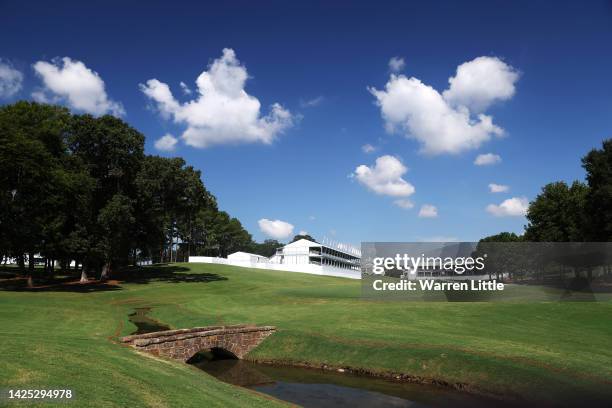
[1,263,611,407]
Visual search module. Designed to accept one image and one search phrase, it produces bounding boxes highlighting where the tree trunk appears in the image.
[100,262,110,281]
[80,268,88,283]
[27,253,35,288]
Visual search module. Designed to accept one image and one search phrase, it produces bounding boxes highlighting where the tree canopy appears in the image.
[485,139,612,244]
[0,101,272,284]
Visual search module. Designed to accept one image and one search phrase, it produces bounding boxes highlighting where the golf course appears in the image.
[1,263,612,407]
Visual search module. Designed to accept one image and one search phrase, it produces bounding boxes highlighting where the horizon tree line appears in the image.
[481,138,612,243]
[0,101,283,286]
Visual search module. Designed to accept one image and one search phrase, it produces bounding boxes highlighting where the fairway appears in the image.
[2,263,612,407]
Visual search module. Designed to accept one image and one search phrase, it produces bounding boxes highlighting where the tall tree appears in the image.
[135,156,215,263]
[582,139,612,241]
[69,114,144,279]
[524,181,588,242]
[0,102,74,285]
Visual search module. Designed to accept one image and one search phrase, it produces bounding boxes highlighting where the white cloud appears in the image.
[474,153,501,166]
[32,57,124,116]
[486,197,528,217]
[179,81,192,95]
[361,143,376,153]
[258,218,294,240]
[353,155,415,197]
[0,59,23,98]
[141,48,294,148]
[489,183,509,193]
[393,199,414,209]
[300,96,324,107]
[298,230,308,235]
[443,56,519,113]
[154,133,178,152]
[388,56,405,73]
[418,204,438,218]
[308,215,316,221]
[369,56,518,155]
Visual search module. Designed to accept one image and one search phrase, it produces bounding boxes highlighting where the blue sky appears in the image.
[1,0,611,244]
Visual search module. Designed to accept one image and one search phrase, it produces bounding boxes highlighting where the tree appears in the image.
[250,239,283,258]
[290,234,316,243]
[479,232,523,242]
[582,139,612,241]
[524,181,588,242]
[0,102,75,286]
[135,156,216,263]
[0,101,268,283]
[69,114,144,279]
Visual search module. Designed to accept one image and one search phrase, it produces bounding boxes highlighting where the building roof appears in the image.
[228,251,268,259]
[283,239,319,248]
[282,239,361,257]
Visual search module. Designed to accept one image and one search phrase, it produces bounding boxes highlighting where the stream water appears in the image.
[193,357,515,408]
[128,307,170,334]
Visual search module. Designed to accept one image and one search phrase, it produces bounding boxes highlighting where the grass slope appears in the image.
[0,279,282,407]
[2,263,612,407]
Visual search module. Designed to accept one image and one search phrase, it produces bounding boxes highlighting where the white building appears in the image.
[189,239,361,279]
[270,239,360,271]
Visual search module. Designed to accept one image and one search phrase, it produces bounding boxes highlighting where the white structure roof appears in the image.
[227,251,269,261]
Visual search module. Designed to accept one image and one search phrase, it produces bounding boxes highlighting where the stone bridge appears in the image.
[121,324,276,362]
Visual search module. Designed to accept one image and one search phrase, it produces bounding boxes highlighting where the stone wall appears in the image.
[121,325,276,361]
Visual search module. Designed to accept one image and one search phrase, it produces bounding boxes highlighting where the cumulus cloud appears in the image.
[388,56,406,73]
[298,230,308,235]
[369,56,518,155]
[258,218,294,240]
[489,183,509,193]
[361,143,376,153]
[393,199,414,209]
[443,56,519,113]
[32,57,124,116]
[0,59,23,98]
[418,204,438,218]
[140,48,294,148]
[474,153,502,166]
[486,197,528,217]
[353,155,415,197]
[154,133,178,152]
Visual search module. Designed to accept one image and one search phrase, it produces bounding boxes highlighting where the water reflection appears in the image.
[193,358,511,408]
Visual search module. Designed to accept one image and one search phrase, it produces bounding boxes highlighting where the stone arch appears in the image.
[121,325,276,362]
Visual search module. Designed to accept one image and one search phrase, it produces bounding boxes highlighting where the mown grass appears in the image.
[1,263,612,407]
[0,278,283,408]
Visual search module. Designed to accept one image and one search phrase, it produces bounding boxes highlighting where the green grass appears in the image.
[1,263,611,407]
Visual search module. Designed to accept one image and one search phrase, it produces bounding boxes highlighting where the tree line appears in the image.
[477,139,612,282]
[481,138,612,243]
[0,101,283,285]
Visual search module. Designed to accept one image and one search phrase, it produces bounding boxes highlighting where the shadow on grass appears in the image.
[0,264,227,292]
[0,277,122,292]
[117,264,228,285]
